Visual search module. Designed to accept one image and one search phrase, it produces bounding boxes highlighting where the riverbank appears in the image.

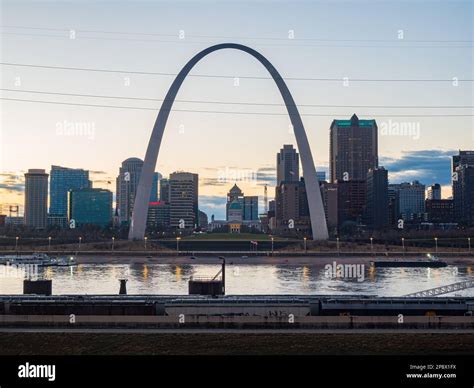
[70,254,474,266]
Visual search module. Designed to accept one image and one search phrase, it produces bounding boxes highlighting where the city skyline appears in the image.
[1,0,472,219]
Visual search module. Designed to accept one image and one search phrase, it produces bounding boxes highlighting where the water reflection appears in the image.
[0,263,472,297]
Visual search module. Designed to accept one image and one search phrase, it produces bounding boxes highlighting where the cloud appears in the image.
[199,195,226,219]
[381,149,455,185]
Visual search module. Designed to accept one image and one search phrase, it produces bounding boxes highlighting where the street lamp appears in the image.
[304,237,307,254]
[176,236,181,255]
[468,237,471,254]
[15,236,19,252]
[402,237,405,255]
[48,236,52,252]
[78,236,82,251]
[434,237,438,253]
[271,236,274,255]
[336,237,340,254]
[144,236,148,250]
[112,236,115,251]
[370,237,374,255]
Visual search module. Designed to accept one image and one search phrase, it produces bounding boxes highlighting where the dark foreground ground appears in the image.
[1,331,473,355]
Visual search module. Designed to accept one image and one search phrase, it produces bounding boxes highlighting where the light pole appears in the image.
[402,237,405,255]
[48,236,52,252]
[112,236,115,251]
[176,236,181,255]
[271,237,274,255]
[304,237,307,254]
[434,237,438,253]
[78,236,82,251]
[468,237,471,254]
[336,237,340,255]
[370,237,374,255]
[144,236,148,250]
[15,236,19,253]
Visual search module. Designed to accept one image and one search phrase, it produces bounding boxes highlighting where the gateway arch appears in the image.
[129,43,329,241]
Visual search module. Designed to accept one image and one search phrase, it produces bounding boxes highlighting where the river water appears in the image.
[0,260,473,296]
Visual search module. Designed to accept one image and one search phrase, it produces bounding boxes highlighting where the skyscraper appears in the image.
[24,169,48,229]
[453,165,474,226]
[275,178,311,235]
[277,145,299,185]
[159,178,170,203]
[150,172,162,202]
[330,114,378,183]
[68,188,113,227]
[169,172,199,229]
[116,158,143,225]
[49,165,91,218]
[365,167,389,229]
[427,183,442,200]
[243,196,259,221]
[452,150,474,172]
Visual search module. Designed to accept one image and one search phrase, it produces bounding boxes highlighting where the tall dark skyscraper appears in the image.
[116,158,144,225]
[24,169,48,229]
[169,172,199,228]
[330,114,378,183]
[277,145,299,185]
[49,165,91,217]
[150,172,162,202]
[159,178,170,203]
[452,150,474,172]
[365,167,389,229]
[453,165,474,226]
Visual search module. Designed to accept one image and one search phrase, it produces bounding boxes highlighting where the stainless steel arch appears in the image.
[129,43,329,240]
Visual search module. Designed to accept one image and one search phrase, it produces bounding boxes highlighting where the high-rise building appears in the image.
[388,185,400,226]
[49,165,91,218]
[116,158,143,225]
[337,180,366,227]
[198,210,208,230]
[68,188,113,227]
[169,172,199,229]
[452,150,474,172]
[277,145,299,185]
[159,178,170,203]
[146,201,170,228]
[365,168,389,229]
[243,196,259,221]
[275,178,311,235]
[330,114,378,183]
[453,165,474,226]
[24,169,48,229]
[427,183,442,200]
[150,172,162,202]
[391,181,426,221]
[426,199,454,224]
[321,182,338,231]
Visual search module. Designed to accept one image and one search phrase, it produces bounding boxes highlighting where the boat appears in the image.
[370,254,448,268]
[0,253,76,267]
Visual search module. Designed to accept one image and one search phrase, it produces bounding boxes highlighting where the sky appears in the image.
[0,0,473,219]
